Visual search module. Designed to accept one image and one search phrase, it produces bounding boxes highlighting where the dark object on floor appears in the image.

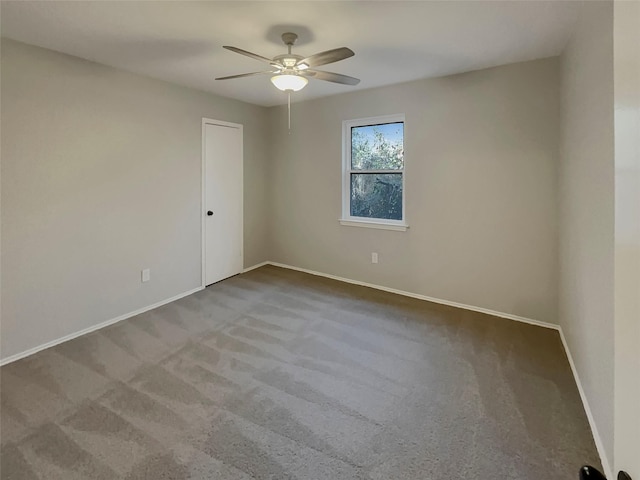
[580,466,607,479]
[580,466,634,480]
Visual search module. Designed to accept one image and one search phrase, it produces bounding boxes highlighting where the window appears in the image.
[341,114,407,231]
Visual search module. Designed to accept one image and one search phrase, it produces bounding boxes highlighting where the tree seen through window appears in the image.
[350,122,404,220]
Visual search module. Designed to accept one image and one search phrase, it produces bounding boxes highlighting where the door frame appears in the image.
[201,117,244,288]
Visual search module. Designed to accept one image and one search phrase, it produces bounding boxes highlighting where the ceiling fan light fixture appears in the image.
[270,74,308,92]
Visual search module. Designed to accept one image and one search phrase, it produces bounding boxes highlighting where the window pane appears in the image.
[351,173,403,220]
[351,122,404,170]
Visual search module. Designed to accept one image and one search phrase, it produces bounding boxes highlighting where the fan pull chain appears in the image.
[288,91,291,132]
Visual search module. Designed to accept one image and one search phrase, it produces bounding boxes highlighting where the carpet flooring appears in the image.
[1,265,600,479]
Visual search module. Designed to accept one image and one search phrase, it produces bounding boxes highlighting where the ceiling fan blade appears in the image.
[215,71,272,80]
[297,47,354,68]
[223,46,275,65]
[305,69,360,86]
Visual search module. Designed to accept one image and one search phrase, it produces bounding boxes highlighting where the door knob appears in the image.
[207,211,213,216]
[579,466,633,480]
[580,466,607,479]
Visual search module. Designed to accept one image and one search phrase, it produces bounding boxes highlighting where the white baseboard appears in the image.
[251,261,611,477]
[264,261,559,330]
[0,286,203,366]
[558,329,613,479]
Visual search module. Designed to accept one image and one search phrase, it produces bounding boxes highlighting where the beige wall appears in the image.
[268,58,560,324]
[0,39,269,361]
[614,0,640,477]
[559,0,615,470]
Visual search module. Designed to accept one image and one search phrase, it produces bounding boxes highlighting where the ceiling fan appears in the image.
[216,32,360,92]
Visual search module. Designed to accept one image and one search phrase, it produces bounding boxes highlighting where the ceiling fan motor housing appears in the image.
[273,54,303,69]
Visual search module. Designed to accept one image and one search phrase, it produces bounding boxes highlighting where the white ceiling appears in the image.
[1,1,579,107]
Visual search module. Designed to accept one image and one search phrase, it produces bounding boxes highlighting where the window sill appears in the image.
[339,218,409,231]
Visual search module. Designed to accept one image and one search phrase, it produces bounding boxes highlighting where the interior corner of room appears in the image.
[0,1,638,479]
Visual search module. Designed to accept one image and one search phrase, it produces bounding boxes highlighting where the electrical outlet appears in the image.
[371,252,378,264]
[141,269,150,283]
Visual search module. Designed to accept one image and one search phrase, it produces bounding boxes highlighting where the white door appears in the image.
[614,2,639,477]
[203,120,243,286]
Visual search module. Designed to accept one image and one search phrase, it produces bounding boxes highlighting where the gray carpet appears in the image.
[1,265,600,479]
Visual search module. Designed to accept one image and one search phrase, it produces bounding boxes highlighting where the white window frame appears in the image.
[340,114,408,231]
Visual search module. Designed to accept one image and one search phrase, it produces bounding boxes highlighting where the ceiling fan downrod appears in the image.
[281,32,298,55]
